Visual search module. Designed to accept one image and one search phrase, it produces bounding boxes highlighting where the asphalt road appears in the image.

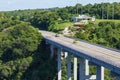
[40,30,120,71]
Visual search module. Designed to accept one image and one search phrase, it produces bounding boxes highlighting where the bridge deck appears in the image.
[40,30,120,74]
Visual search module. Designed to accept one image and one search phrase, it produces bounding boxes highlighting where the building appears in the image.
[71,15,95,22]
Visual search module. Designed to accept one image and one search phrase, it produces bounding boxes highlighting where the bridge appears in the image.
[40,30,120,80]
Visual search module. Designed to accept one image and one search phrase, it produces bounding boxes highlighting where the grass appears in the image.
[55,22,74,30]
[58,19,120,29]
[93,19,120,25]
[0,32,8,38]
[49,19,120,32]
[49,21,74,32]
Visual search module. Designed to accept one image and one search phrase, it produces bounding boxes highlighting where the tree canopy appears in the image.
[0,2,119,80]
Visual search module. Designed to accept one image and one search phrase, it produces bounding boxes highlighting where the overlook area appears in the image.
[0,1,120,80]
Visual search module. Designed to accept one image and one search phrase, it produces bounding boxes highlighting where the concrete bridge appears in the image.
[40,30,120,80]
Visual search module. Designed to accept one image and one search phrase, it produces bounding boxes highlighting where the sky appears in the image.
[0,0,120,11]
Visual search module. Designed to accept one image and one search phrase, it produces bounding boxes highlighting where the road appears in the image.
[40,30,120,74]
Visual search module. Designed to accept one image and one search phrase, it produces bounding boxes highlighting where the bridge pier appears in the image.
[96,66,104,80]
[64,52,68,59]
[56,48,105,80]
[74,56,78,80]
[79,58,96,80]
[50,45,54,59]
[67,52,71,80]
[57,48,62,80]
[85,59,89,76]
[54,46,110,80]
[79,57,85,80]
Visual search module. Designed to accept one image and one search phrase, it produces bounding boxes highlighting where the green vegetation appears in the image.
[0,2,119,80]
[2,2,120,31]
[48,22,73,32]
[75,21,120,49]
[94,19,120,26]
[0,15,58,80]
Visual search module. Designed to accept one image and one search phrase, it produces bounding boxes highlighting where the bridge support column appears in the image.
[79,59,97,80]
[79,57,85,80]
[67,53,71,80]
[50,45,54,59]
[84,61,96,80]
[64,52,68,59]
[58,48,62,80]
[96,66,104,80]
[74,56,77,80]
[85,59,89,76]
[61,51,68,60]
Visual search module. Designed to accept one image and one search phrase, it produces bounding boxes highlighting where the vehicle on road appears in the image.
[55,33,60,37]
[73,39,78,44]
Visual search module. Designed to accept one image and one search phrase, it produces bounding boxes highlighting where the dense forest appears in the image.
[0,2,120,80]
[0,13,57,80]
[75,21,120,49]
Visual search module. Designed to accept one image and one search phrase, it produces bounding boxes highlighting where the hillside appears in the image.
[0,2,120,80]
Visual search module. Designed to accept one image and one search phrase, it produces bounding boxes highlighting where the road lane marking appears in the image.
[43,31,120,60]
[58,36,120,60]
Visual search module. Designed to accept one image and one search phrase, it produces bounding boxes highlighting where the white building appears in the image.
[71,15,95,22]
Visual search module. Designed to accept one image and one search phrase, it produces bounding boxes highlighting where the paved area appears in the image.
[40,30,120,73]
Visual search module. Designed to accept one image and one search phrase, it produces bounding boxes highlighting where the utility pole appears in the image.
[76,0,78,15]
[112,2,114,19]
[107,0,109,20]
[81,4,82,15]
[102,2,104,19]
